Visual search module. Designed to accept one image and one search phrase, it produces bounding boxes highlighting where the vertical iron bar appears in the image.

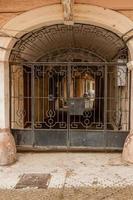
[67,64,71,98]
[67,63,71,149]
[31,65,35,147]
[104,64,108,149]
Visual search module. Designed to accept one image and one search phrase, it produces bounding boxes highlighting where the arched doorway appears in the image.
[9,23,130,150]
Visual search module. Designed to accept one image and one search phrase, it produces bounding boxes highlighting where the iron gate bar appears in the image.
[104,64,107,131]
[104,64,107,149]
[67,64,71,149]
[31,65,35,147]
[9,61,127,66]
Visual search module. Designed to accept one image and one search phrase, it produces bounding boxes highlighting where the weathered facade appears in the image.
[0,0,133,165]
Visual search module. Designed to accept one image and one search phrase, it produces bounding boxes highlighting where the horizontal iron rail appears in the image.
[11,129,129,132]
[9,61,127,66]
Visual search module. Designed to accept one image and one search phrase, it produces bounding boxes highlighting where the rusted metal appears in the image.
[15,173,51,189]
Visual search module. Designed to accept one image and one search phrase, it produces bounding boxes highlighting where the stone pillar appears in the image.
[0,62,16,165]
[122,61,133,163]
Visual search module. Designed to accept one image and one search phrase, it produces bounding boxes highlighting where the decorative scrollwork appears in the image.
[46,109,56,118]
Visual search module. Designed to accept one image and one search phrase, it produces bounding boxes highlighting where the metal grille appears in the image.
[10,61,130,149]
[9,23,129,150]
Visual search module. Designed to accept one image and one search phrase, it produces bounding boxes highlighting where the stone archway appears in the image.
[0,3,133,165]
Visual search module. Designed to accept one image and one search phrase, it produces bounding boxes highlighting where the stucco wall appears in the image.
[0,0,133,28]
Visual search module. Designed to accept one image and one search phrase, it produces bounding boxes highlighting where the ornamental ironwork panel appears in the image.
[10,62,129,132]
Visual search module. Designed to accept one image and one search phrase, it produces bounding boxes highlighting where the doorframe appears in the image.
[0,4,133,157]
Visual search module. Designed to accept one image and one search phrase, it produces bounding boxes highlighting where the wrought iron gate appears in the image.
[10,62,130,150]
